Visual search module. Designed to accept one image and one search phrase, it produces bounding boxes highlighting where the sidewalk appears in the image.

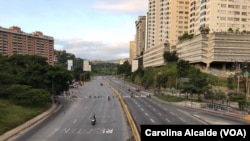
[164,98,250,121]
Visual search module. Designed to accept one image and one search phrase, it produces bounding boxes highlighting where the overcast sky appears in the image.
[0,0,148,61]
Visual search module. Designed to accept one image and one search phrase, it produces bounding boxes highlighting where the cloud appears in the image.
[55,38,129,61]
[93,0,147,13]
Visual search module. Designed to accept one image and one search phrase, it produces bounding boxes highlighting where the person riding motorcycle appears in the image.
[91,114,96,125]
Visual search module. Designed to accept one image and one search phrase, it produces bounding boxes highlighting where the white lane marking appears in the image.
[158,113,162,116]
[170,112,175,116]
[141,108,144,111]
[152,108,156,111]
[179,117,186,122]
[150,118,155,123]
[165,118,170,122]
[73,119,77,124]
[145,113,149,116]
[47,128,59,137]
[138,104,141,107]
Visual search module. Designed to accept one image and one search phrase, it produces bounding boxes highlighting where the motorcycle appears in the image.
[108,96,110,101]
[91,118,96,125]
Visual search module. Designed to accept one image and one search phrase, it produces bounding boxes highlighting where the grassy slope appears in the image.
[0,98,51,135]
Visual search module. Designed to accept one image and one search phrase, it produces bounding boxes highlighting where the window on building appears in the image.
[234,11,240,15]
[242,6,247,9]
[220,17,226,20]
[221,4,227,8]
[242,12,247,16]
[218,10,227,14]
[241,18,247,22]
[234,18,240,21]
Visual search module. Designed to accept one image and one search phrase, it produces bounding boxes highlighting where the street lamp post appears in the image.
[237,75,240,94]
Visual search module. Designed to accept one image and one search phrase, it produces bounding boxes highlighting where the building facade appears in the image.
[143,0,190,67]
[0,26,54,65]
[141,0,250,68]
[189,0,250,35]
[135,16,146,58]
[129,41,136,64]
[177,32,250,72]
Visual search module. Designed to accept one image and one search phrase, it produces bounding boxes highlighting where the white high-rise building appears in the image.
[143,0,190,67]
[189,0,250,34]
[142,0,250,68]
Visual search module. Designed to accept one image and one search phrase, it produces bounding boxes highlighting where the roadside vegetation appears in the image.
[0,99,51,135]
[116,51,250,111]
[0,53,74,135]
[154,94,183,102]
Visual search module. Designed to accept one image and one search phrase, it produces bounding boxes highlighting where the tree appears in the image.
[0,54,74,102]
[156,73,168,89]
[54,50,75,67]
[178,32,194,42]
[228,93,249,111]
[163,51,179,62]
[199,26,210,34]
[141,67,155,87]
[227,76,234,90]
[177,59,190,78]
[117,60,131,77]
[228,28,234,33]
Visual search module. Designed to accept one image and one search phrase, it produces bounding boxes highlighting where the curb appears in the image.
[0,103,59,141]
[243,115,250,121]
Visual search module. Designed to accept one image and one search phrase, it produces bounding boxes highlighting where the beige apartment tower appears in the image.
[143,0,190,67]
[135,16,146,58]
[129,41,136,65]
[177,0,250,72]
[189,0,250,34]
[0,26,54,65]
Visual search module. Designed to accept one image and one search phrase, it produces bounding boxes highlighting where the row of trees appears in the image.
[54,50,91,82]
[0,54,74,105]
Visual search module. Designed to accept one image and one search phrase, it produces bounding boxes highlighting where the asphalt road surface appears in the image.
[105,76,250,133]
[8,76,132,141]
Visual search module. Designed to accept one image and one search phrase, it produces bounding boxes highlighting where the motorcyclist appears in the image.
[92,114,96,121]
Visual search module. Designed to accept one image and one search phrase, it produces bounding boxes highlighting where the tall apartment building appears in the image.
[143,0,190,67]
[189,0,250,35]
[129,41,136,64]
[177,0,250,72]
[135,16,146,58]
[0,26,54,65]
[134,16,146,69]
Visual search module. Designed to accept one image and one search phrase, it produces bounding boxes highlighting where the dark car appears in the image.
[100,83,103,86]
